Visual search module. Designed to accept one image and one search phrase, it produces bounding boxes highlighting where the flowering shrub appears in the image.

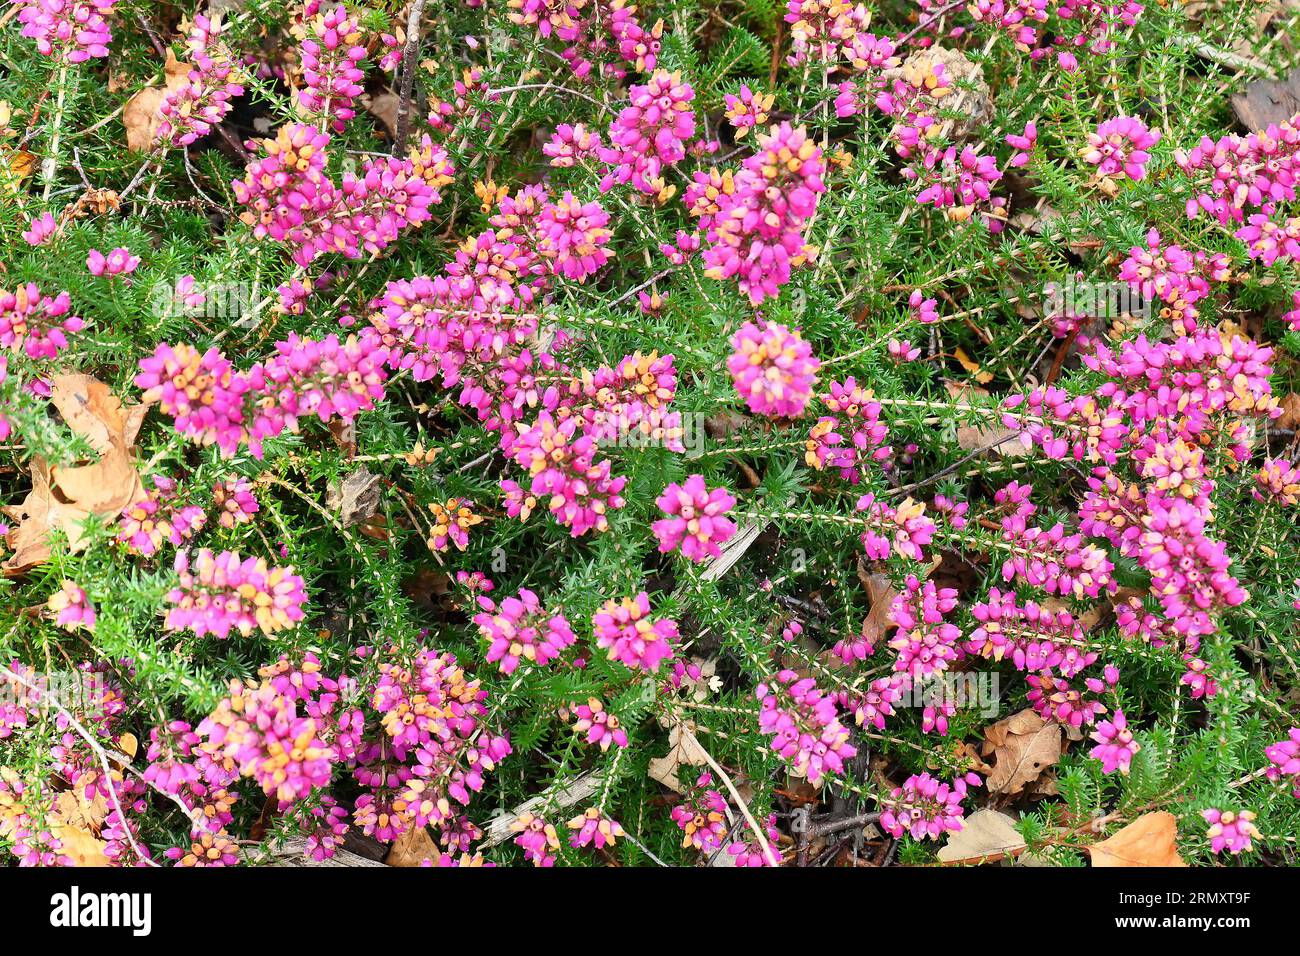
[1,0,1298,875]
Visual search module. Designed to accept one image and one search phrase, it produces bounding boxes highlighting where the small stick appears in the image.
[393,0,428,154]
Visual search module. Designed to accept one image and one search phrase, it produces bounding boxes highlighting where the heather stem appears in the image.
[41,59,70,200]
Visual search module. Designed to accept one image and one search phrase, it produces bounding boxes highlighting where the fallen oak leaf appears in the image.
[47,373,148,455]
[1277,393,1300,432]
[853,559,898,652]
[1089,811,1187,867]
[648,720,712,793]
[326,465,383,528]
[954,346,994,385]
[937,808,1026,863]
[981,708,1062,796]
[53,787,109,834]
[384,825,439,867]
[2,375,148,573]
[47,821,111,866]
[122,49,192,152]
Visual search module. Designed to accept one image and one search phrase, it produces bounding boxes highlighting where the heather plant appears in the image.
[0,0,1299,874]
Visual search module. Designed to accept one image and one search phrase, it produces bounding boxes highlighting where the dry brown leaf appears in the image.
[981,709,1062,796]
[53,788,109,833]
[1089,812,1187,868]
[1232,65,1300,132]
[647,721,711,793]
[326,465,383,527]
[49,822,111,866]
[1278,393,1300,432]
[3,147,36,192]
[122,49,192,151]
[2,375,148,573]
[855,559,898,648]
[47,374,148,455]
[385,825,439,866]
[943,380,1027,455]
[954,346,994,385]
[117,732,139,760]
[937,808,1026,863]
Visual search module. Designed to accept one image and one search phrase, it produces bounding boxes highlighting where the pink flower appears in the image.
[888,338,921,362]
[856,494,934,563]
[14,0,116,61]
[1253,457,1300,506]
[592,592,677,672]
[0,284,84,360]
[297,5,366,132]
[1090,709,1140,774]
[543,123,603,167]
[1138,497,1248,638]
[1283,290,1300,333]
[22,212,57,246]
[756,669,857,785]
[46,581,95,632]
[909,289,940,324]
[568,807,624,850]
[880,771,981,840]
[510,812,560,867]
[165,549,306,639]
[535,192,612,282]
[86,247,140,277]
[1005,120,1038,167]
[1083,116,1160,181]
[727,813,781,866]
[134,343,250,456]
[671,773,728,851]
[1265,728,1300,797]
[968,587,1094,677]
[472,588,575,674]
[703,123,826,304]
[502,412,626,536]
[723,84,773,138]
[1202,809,1259,855]
[427,498,482,552]
[142,721,200,796]
[197,675,334,805]
[805,378,892,483]
[233,125,451,267]
[158,15,245,146]
[118,476,207,556]
[727,319,820,417]
[598,70,696,196]
[570,698,628,751]
[213,477,259,528]
[888,575,961,680]
[166,831,240,866]
[652,475,737,562]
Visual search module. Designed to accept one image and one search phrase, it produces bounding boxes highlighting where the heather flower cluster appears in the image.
[592,593,678,672]
[232,123,454,267]
[0,285,84,360]
[13,0,116,61]
[156,14,246,147]
[703,123,827,304]
[652,475,737,562]
[136,331,390,458]
[473,588,576,674]
[727,319,821,417]
[164,549,306,639]
[756,669,857,785]
[880,772,982,841]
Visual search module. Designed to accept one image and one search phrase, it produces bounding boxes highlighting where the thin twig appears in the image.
[393,0,428,154]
